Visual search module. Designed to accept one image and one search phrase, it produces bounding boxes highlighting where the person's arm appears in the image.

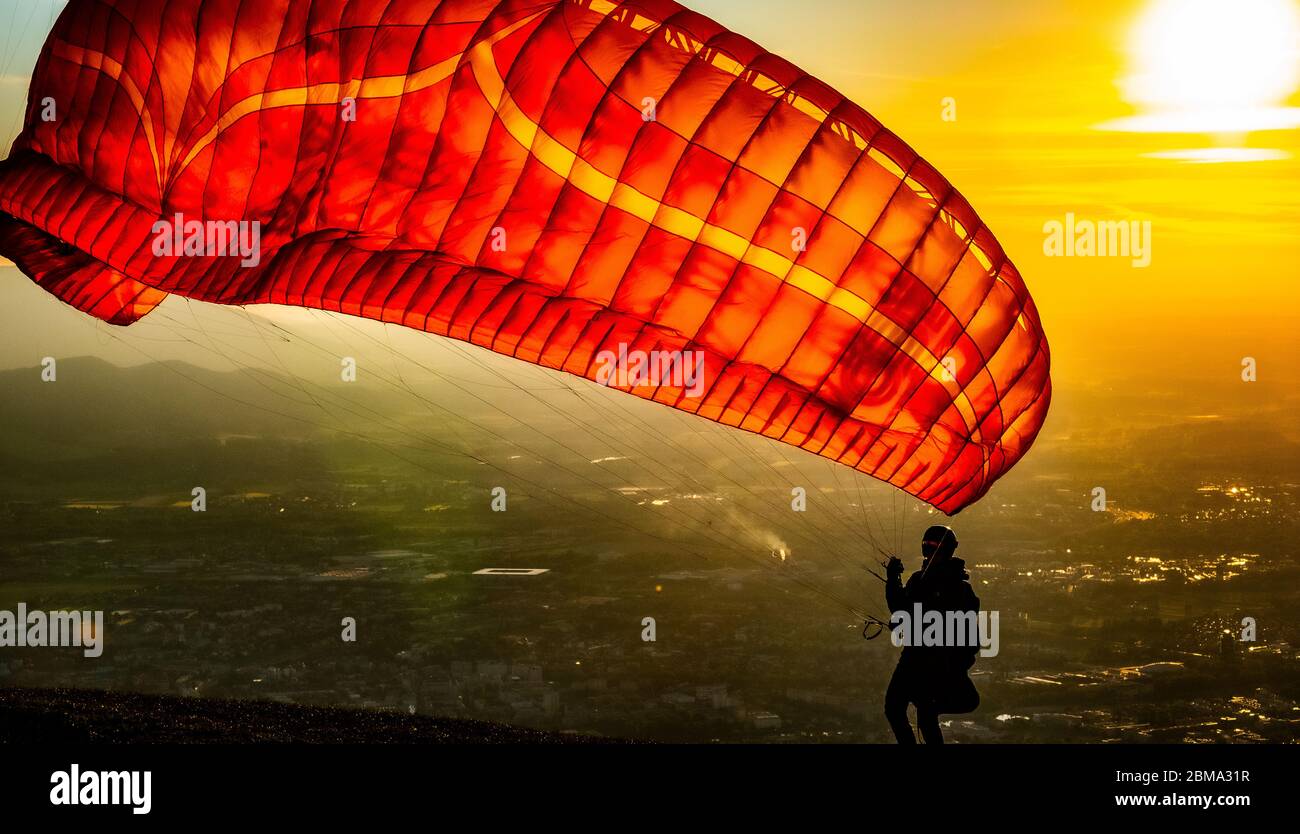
[885,559,911,615]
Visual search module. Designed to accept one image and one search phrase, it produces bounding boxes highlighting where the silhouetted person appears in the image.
[884,525,980,744]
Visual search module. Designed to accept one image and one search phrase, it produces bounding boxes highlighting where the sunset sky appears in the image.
[1,0,1297,396]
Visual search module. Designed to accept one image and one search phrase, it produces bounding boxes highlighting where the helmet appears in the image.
[921,525,958,559]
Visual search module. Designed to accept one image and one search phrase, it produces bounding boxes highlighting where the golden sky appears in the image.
[691,0,1300,384]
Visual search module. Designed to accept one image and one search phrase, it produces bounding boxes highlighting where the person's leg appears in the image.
[916,703,944,744]
[884,663,917,744]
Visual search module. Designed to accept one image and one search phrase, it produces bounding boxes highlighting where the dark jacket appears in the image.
[886,557,981,674]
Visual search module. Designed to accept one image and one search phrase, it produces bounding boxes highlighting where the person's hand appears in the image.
[886,556,905,579]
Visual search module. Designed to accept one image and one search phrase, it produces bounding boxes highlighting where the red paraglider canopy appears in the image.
[0,0,1050,514]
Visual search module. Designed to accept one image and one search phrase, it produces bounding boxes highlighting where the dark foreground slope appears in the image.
[0,687,616,743]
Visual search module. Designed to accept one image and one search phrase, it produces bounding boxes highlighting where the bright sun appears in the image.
[1106,0,1300,135]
